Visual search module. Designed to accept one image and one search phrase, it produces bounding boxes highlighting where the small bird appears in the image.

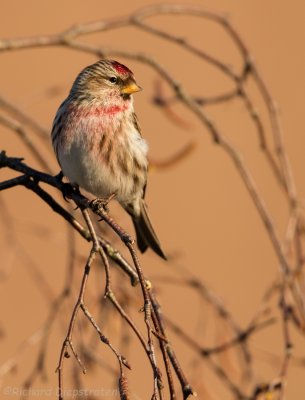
[51,59,166,259]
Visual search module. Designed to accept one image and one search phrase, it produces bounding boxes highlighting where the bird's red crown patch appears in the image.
[111,61,132,75]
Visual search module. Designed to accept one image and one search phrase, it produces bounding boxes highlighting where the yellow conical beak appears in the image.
[121,81,142,95]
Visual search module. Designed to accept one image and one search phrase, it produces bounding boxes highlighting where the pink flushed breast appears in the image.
[67,103,129,118]
[87,104,129,116]
[60,101,130,152]
[63,103,128,148]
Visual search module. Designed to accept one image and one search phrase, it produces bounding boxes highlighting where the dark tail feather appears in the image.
[132,200,167,260]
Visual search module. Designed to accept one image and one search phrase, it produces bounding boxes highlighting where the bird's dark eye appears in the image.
[109,76,118,83]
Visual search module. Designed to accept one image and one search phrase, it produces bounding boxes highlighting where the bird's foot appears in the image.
[55,171,80,201]
[90,193,116,213]
[62,183,81,202]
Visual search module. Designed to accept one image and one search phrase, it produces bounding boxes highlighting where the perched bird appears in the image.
[51,59,166,259]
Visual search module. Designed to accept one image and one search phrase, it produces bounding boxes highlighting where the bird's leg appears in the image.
[55,170,81,201]
[90,193,117,213]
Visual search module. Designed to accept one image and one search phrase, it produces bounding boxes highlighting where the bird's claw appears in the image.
[62,183,81,201]
[90,198,109,213]
[54,170,81,201]
[54,171,80,201]
[90,193,116,213]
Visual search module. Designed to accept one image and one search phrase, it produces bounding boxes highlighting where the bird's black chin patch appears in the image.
[121,94,131,101]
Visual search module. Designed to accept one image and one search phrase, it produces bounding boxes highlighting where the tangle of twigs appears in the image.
[0,4,305,400]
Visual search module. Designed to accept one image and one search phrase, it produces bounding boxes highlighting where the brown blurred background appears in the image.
[1,1,305,399]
